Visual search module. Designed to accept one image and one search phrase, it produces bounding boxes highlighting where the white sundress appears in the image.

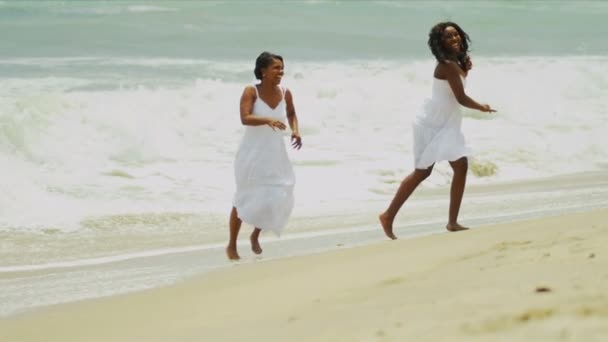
[232,85,295,235]
[413,76,471,169]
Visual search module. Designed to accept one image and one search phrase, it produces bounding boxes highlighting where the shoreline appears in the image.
[1,170,607,318]
[4,169,607,264]
[2,208,607,341]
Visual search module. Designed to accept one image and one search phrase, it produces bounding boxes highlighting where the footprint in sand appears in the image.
[495,240,533,252]
[463,308,556,334]
[460,240,533,261]
[379,277,406,287]
[577,305,608,317]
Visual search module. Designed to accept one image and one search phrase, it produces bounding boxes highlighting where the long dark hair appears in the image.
[254,51,284,80]
[427,22,471,70]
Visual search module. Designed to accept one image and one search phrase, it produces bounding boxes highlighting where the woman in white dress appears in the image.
[379,22,496,240]
[227,52,302,260]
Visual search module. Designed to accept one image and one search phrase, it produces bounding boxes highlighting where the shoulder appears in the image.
[437,60,460,72]
[435,60,462,79]
[244,85,257,93]
[242,85,257,98]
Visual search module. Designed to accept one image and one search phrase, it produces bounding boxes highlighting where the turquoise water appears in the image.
[1,0,607,238]
[0,0,606,61]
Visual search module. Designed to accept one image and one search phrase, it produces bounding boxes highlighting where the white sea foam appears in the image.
[1,57,607,234]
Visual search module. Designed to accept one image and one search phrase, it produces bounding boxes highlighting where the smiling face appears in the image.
[262,58,284,84]
[442,26,462,54]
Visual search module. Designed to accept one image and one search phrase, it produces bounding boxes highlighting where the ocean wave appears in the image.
[51,5,178,16]
[127,5,178,13]
[0,56,606,233]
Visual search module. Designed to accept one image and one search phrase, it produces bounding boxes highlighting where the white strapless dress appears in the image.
[232,85,295,235]
[413,77,471,169]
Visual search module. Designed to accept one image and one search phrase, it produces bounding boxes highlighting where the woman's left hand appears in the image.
[291,133,302,150]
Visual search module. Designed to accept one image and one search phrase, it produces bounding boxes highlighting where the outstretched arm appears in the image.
[285,89,302,150]
[442,62,495,113]
[239,86,286,130]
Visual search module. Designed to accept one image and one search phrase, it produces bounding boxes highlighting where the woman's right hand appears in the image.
[266,119,286,130]
[480,104,496,113]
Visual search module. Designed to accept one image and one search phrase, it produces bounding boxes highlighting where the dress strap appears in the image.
[253,84,286,102]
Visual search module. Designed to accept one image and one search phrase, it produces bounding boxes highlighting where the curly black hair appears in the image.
[428,22,471,70]
[254,51,284,80]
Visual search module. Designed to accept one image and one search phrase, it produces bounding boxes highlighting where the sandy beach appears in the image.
[2,208,607,342]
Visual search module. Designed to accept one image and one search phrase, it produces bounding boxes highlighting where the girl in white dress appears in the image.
[379,22,496,239]
[227,52,302,260]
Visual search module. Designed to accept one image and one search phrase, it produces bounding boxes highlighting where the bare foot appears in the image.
[250,235,263,255]
[379,213,397,240]
[446,222,469,232]
[226,246,240,260]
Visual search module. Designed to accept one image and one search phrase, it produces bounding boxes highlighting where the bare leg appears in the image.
[226,207,242,260]
[250,227,263,254]
[446,157,469,232]
[380,165,434,239]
